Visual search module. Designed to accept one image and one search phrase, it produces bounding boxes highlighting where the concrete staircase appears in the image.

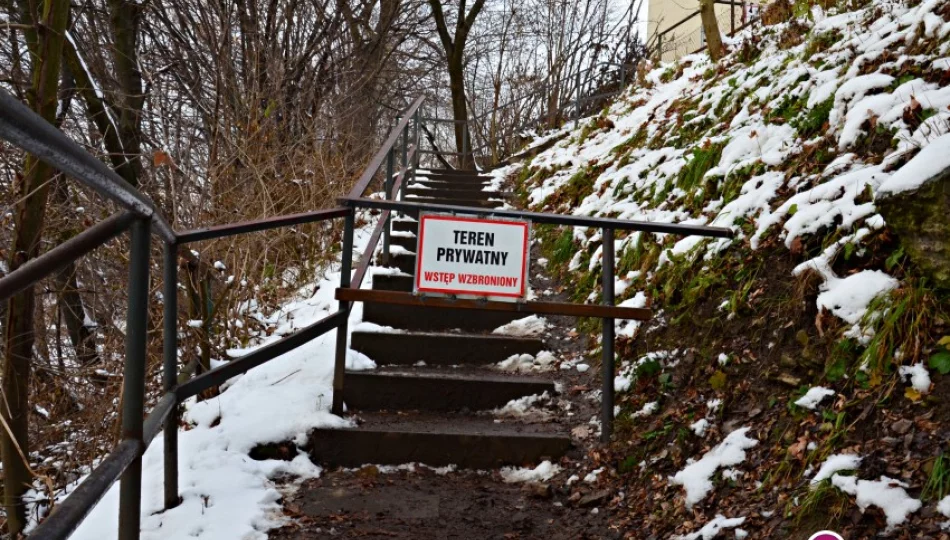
[307,169,571,468]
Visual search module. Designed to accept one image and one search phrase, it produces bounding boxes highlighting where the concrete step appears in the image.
[389,235,417,252]
[351,331,543,365]
[363,300,522,331]
[307,412,571,468]
[392,220,418,235]
[389,252,415,274]
[418,170,492,181]
[403,196,500,209]
[411,179,492,190]
[372,273,414,292]
[343,368,554,412]
[405,186,504,200]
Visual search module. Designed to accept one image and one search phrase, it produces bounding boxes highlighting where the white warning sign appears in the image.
[414,213,530,300]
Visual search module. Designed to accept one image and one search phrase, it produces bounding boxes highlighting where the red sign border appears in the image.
[413,213,529,299]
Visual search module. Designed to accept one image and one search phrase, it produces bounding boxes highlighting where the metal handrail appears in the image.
[0,91,175,243]
[347,96,426,199]
[0,86,362,539]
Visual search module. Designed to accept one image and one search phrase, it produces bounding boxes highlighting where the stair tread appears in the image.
[352,329,541,342]
[346,365,555,384]
[343,411,568,437]
[362,301,522,331]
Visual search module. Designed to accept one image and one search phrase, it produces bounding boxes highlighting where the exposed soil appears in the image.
[270,467,617,540]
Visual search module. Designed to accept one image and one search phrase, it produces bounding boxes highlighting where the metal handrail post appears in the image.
[399,125,408,201]
[162,242,179,510]
[401,123,408,176]
[118,218,150,540]
[382,148,395,265]
[331,210,355,416]
[412,110,420,181]
[600,228,615,444]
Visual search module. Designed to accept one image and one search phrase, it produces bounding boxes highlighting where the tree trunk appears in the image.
[700,0,725,62]
[53,264,99,368]
[426,0,485,170]
[447,56,472,169]
[51,182,100,369]
[2,0,70,534]
[107,0,145,187]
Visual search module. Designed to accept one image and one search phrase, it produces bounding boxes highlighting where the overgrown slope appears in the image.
[498,0,950,536]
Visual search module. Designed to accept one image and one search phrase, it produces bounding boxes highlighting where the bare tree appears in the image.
[2,0,70,533]
[427,0,486,169]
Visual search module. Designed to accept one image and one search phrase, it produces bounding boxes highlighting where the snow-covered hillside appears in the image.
[497,0,950,536]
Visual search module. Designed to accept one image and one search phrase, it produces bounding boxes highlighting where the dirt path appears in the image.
[270,242,619,539]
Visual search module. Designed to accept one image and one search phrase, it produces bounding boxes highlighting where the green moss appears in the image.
[717,161,764,206]
[617,233,649,276]
[577,118,606,145]
[677,141,727,192]
[542,165,603,209]
[660,66,677,83]
[539,226,576,268]
[714,90,735,117]
[670,116,717,149]
[804,29,842,59]
[789,97,833,139]
[610,126,649,156]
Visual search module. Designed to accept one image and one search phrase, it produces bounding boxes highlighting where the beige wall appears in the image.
[648,0,761,62]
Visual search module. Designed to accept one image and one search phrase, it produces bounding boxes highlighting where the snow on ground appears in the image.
[44,213,385,540]
[631,401,658,418]
[484,0,950,535]
[899,363,932,394]
[672,514,746,540]
[794,387,836,410]
[493,0,950,348]
[613,350,678,393]
[493,392,551,418]
[583,467,604,483]
[877,133,950,196]
[814,270,899,326]
[492,315,550,336]
[690,419,710,437]
[831,474,922,530]
[500,460,561,483]
[670,428,758,507]
[938,495,950,518]
[496,350,558,372]
[811,454,862,485]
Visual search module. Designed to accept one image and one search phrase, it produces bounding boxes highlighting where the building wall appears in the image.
[647,0,761,62]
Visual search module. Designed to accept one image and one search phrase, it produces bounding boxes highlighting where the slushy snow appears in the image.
[500,460,561,483]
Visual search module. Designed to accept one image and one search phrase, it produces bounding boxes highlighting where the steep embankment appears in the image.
[499,0,950,537]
